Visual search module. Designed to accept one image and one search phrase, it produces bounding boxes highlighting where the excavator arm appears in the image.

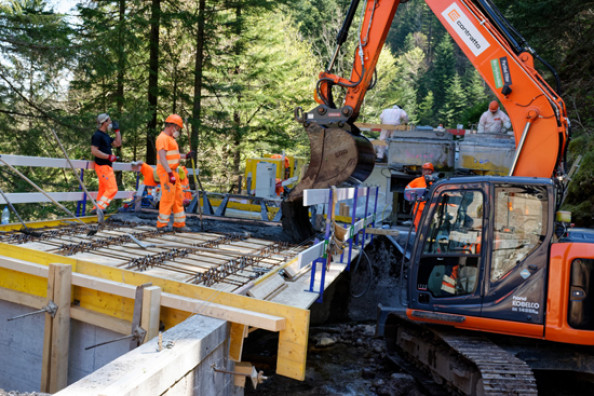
[283,0,570,242]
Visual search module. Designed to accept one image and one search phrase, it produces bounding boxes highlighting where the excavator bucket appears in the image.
[282,122,375,242]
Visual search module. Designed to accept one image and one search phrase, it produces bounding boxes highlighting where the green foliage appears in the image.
[0,0,592,224]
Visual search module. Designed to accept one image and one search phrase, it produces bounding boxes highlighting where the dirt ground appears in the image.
[244,322,428,396]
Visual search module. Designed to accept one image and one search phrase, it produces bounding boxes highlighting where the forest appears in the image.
[0,0,592,224]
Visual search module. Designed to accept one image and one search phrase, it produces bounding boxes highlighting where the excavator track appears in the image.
[385,314,538,395]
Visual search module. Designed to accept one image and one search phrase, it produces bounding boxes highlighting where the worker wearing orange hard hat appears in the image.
[477,100,511,134]
[155,114,195,232]
[404,162,435,231]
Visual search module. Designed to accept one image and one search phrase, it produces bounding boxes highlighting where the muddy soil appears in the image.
[244,323,427,396]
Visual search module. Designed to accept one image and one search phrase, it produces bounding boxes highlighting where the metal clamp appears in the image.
[7,301,58,321]
[213,365,268,389]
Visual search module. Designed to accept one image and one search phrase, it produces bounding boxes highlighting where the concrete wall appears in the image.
[0,300,45,392]
[0,300,134,392]
[56,314,241,396]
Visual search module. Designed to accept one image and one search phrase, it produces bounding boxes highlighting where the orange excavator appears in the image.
[284,0,593,392]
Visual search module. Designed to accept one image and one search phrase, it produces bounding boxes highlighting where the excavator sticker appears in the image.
[491,57,512,89]
[511,296,540,315]
[441,3,490,56]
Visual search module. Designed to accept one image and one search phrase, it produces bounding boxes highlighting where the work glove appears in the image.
[168,172,176,185]
[112,121,120,133]
[107,154,117,162]
[183,199,191,206]
[186,150,196,161]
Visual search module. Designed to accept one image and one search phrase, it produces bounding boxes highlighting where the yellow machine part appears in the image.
[243,155,306,192]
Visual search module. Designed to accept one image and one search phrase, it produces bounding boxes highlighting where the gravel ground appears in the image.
[244,322,428,396]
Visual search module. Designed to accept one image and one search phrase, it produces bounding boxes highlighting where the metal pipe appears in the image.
[508,120,532,176]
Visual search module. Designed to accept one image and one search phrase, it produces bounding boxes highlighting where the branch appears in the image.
[0,71,85,133]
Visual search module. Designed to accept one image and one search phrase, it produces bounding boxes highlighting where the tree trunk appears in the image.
[115,0,126,186]
[146,0,161,164]
[231,3,242,177]
[191,0,206,155]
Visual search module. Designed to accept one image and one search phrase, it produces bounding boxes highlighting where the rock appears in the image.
[316,336,337,347]
[361,368,376,379]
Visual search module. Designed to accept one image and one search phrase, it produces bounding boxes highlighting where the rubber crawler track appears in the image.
[386,315,538,395]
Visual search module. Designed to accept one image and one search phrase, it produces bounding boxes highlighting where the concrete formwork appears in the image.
[56,315,237,396]
[1,299,130,391]
[0,215,358,394]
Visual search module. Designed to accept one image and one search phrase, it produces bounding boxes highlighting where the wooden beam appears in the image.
[49,264,72,393]
[229,323,248,362]
[0,153,134,171]
[160,293,285,332]
[0,191,135,205]
[0,258,286,332]
[364,227,400,236]
[41,264,72,393]
[0,286,45,309]
[70,306,130,335]
[141,286,161,343]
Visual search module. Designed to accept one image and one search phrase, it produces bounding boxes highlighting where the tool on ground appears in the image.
[84,283,151,350]
[0,155,98,235]
[49,128,105,225]
[0,185,44,237]
[185,120,204,230]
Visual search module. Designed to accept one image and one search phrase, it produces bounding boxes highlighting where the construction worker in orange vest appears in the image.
[404,162,435,231]
[91,113,121,213]
[155,114,195,232]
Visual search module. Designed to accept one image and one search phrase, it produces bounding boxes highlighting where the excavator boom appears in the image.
[283,0,570,242]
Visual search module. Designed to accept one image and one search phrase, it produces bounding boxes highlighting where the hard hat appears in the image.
[97,113,110,124]
[489,101,499,111]
[165,114,183,129]
[422,162,434,171]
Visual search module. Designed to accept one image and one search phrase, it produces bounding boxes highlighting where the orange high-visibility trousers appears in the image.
[156,168,186,228]
[94,164,118,210]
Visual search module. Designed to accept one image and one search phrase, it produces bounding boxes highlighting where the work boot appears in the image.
[158,225,173,233]
[174,226,191,233]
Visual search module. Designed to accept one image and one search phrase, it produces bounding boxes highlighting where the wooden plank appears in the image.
[364,227,400,236]
[355,122,410,132]
[303,186,369,205]
[229,323,248,362]
[297,241,324,269]
[141,286,162,343]
[0,153,134,171]
[70,306,130,335]
[41,273,54,393]
[160,293,285,332]
[0,191,134,205]
[0,286,45,309]
[247,273,286,300]
[49,264,72,393]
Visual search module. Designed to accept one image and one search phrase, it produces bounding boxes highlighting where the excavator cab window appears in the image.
[418,190,484,298]
[490,187,547,283]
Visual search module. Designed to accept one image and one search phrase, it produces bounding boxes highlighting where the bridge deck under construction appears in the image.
[0,212,353,392]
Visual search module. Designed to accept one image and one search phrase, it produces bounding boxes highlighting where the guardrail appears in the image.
[0,154,140,215]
